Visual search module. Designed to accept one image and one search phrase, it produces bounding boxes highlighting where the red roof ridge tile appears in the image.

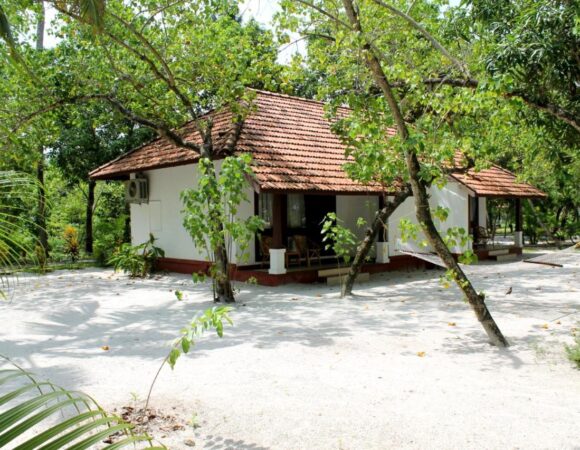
[249,88,354,114]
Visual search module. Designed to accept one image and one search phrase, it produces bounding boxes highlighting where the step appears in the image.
[326,272,370,286]
[318,267,351,277]
[494,253,518,262]
[488,249,510,257]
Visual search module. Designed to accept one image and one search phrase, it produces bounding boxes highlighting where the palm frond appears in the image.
[79,0,106,31]
[0,356,166,449]
[54,0,106,31]
[0,171,43,300]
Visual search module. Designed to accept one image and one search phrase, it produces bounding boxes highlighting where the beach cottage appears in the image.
[90,90,545,285]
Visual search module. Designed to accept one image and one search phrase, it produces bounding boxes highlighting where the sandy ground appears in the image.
[1,256,579,450]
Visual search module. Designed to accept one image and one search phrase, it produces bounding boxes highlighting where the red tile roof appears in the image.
[451,165,546,198]
[90,90,545,198]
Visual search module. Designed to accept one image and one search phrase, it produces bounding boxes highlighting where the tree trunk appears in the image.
[405,152,509,347]
[341,0,508,347]
[35,1,49,258]
[85,179,96,254]
[36,147,49,258]
[342,188,411,297]
[201,152,235,304]
[213,240,235,303]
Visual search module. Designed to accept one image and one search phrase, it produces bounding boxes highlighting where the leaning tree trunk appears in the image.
[341,0,508,347]
[405,152,509,347]
[85,179,96,254]
[342,188,411,297]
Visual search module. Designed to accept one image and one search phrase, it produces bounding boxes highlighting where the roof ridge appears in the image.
[249,89,355,114]
[249,88,330,107]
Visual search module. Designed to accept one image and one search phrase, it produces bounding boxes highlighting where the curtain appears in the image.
[287,194,305,228]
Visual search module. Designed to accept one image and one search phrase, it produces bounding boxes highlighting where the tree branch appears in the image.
[421,78,579,132]
[10,94,202,153]
[370,0,469,76]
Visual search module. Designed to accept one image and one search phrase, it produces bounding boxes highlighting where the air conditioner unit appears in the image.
[125,178,149,204]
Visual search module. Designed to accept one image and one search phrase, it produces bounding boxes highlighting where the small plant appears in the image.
[62,225,80,263]
[34,244,48,272]
[109,234,165,278]
[188,412,201,430]
[145,306,233,408]
[565,334,580,369]
[321,212,357,266]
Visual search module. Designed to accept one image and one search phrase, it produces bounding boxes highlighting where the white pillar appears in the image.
[514,231,523,248]
[376,241,390,263]
[269,248,287,275]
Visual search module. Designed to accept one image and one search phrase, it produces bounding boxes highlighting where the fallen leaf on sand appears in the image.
[101,345,110,351]
[417,351,426,357]
[541,324,549,330]
[447,322,456,327]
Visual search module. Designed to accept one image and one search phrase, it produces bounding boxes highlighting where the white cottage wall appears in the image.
[388,180,471,255]
[336,195,379,256]
[129,162,256,265]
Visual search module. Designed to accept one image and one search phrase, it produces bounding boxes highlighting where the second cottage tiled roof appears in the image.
[90,90,545,198]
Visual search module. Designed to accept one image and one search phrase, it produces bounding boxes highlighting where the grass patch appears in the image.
[565,334,580,369]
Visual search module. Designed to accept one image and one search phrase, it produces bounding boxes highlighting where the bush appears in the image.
[94,215,127,266]
[565,334,580,369]
[62,225,80,263]
[108,234,164,277]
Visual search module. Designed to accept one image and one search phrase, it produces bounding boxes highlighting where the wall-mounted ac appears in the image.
[125,178,149,204]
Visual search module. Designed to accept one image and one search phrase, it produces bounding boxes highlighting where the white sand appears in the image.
[1,258,579,449]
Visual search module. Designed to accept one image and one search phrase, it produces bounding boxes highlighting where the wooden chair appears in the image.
[293,234,322,267]
[285,236,302,268]
[259,235,273,268]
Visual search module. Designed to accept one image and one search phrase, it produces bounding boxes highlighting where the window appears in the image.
[287,194,306,228]
[259,193,273,228]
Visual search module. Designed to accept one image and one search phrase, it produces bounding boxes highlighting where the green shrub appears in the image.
[108,234,165,277]
[63,225,80,263]
[565,334,580,369]
[94,214,128,266]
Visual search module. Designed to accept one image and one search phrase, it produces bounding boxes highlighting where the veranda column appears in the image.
[514,198,523,248]
[269,193,287,275]
[472,196,480,248]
